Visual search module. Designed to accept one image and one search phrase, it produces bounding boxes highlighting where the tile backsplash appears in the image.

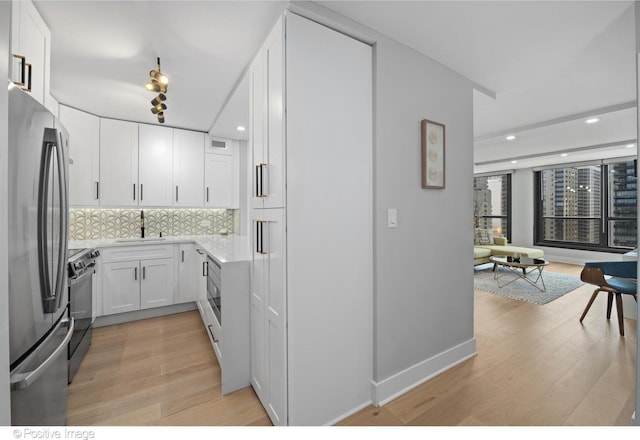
[69,208,238,240]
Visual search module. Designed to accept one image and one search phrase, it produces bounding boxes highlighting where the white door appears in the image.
[204,153,233,208]
[59,106,100,206]
[140,258,175,309]
[173,129,204,207]
[99,118,139,207]
[138,124,174,207]
[102,260,140,315]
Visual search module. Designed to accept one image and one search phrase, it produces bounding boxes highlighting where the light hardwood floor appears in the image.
[69,262,636,426]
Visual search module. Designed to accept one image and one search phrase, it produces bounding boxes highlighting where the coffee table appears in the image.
[489,256,549,292]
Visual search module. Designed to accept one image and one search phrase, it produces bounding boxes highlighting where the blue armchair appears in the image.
[579,261,637,336]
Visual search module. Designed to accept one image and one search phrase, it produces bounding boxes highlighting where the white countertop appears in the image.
[69,234,251,264]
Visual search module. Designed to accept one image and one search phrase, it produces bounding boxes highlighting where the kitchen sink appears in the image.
[115,237,167,243]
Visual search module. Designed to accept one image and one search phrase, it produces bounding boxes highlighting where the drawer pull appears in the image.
[207,325,219,343]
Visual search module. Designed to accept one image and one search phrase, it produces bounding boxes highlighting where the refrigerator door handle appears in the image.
[9,317,74,391]
[53,129,69,311]
[37,130,55,312]
[38,128,68,313]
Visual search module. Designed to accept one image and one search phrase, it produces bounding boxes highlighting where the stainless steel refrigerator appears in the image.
[8,85,71,425]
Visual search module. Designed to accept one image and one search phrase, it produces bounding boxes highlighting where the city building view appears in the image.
[473,175,510,240]
[538,161,637,249]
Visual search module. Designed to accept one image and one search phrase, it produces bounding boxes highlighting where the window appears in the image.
[474,174,511,242]
[534,160,637,252]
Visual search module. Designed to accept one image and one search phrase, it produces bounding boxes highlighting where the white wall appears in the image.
[289,1,476,405]
[372,33,475,400]
[0,0,12,425]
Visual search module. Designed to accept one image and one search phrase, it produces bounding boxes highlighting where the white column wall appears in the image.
[0,0,12,425]
[289,2,476,405]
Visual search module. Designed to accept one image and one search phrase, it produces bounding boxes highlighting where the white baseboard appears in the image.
[324,399,373,426]
[93,302,197,327]
[371,338,477,406]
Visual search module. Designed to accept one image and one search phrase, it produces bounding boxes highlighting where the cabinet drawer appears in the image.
[101,244,174,262]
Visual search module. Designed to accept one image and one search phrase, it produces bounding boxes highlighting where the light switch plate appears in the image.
[387,208,397,228]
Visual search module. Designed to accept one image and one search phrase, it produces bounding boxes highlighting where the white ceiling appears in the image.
[34,1,638,170]
[34,0,286,135]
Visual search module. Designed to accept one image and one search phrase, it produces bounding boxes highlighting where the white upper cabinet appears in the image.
[205,152,237,209]
[173,129,205,207]
[204,138,239,209]
[59,106,100,207]
[10,0,53,112]
[138,124,174,207]
[99,118,139,207]
[250,19,285,210]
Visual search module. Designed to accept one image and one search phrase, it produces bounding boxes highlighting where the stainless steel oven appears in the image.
[206,255,222,325]
[67,248,99,383]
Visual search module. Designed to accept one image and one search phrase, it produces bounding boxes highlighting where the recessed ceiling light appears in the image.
[506,135,516,141]
[626,143,636,148]
[561,153,568,157]
[511,160,518,164]
[236,126,246,132]
[585,118,599,124]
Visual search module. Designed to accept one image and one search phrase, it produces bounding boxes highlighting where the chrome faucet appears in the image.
[140,210,145,238]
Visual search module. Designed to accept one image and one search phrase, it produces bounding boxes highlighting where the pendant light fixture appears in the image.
[146,57,169,123]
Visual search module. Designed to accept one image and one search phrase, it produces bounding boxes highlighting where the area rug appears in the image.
[473,264,584,305]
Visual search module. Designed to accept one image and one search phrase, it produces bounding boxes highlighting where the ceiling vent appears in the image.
[208,137,229,151]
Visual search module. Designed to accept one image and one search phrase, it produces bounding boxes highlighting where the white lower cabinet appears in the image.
[250,208,286,425]
[197,254,250,395]
[177,243,205,303]
[100,245,175,316]
[102,260,140,315]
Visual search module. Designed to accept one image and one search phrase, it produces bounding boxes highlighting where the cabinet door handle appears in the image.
[142,266,146,280]
[176,185,179,202]
[12,54,26,87]
[134,267,137,280]
[133,184,136,201]
[202,261,207,277]
[256,221,267,255]
[206,187,209,203]
[256,220,261,254]
[181,250,185,262]
[140,184,144,201]
[255,164,260,197]
[24,63,32,92]
[95,181,100,200]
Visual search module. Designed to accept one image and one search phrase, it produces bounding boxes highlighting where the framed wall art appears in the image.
[421,119,445,189]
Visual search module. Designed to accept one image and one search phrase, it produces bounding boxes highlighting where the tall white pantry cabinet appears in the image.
[249,12,373,426]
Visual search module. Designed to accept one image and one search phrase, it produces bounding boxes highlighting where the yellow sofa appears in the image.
[474,233,544,266]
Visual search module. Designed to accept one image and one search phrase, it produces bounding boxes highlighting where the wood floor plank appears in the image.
[69,263,636,426]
